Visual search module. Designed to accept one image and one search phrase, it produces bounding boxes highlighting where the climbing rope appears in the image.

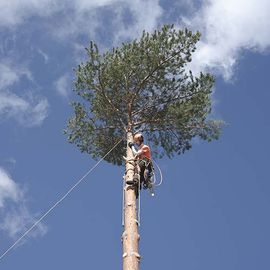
[122,174,125,227]
[152,159,163,187]
[137,175,141,226]
[0,138,123,261]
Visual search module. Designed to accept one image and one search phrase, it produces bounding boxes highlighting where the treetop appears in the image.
[66,24,223,165]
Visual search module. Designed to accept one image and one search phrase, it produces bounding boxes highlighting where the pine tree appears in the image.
[65,24,223,270]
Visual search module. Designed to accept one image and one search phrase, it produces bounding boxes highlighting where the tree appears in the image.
[65,24,223,270]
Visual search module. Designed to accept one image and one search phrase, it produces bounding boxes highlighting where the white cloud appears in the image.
[1,0,269,82]
[0,0,116,30]
[183,0,270,80]
[37,49,49,63]
[0,90,49,127]
[54,74,70,98]
[0,167,47,240]
[0,63,20,89]
[74,0,118,10]
[112,0,163,45]
[0,168,22,208]
[0,0,61,28]
[0,0,163,44]
[0,62,49,127]
[0,206,48,240]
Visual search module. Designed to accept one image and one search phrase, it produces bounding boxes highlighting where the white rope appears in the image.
[152,170,157,185]
[137,170,141,226]
[122,175,125,227]
[152,159,163,187]
[0,138,123,261]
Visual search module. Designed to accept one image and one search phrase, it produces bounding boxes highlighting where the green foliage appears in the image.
[65,24,223,165]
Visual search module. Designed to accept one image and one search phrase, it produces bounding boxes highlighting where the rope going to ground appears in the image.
[0,138,123,261]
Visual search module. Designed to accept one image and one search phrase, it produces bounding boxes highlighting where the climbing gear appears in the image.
[128,142,134,148]
[143,169,155,196]
[122,155,163,227]
[131,157,154,196]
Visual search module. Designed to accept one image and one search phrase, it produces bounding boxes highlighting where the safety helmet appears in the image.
[134,133,144,145]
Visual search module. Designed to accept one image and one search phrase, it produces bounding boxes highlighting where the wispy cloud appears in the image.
[0,63,20,89]
[182,0,270,80]
[4,157,16,166]
[0,0,269,83]
[0,62,49,127]
[54,74,71,98]
[0,167,22,207]
[37,49,49,64]
[112,0,163,45]
[0,0,163,43]
[0,167,47,240]
[0,205,48,241]
[0,91,49,127]
[0,0,61,28]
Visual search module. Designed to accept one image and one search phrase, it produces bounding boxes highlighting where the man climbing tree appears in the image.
[127,133,154,191]
[65,24,223,270]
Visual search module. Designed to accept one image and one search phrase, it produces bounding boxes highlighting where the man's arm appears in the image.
[128,142,142,157]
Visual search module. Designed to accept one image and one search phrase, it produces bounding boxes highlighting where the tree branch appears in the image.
[132,86,206,117]
[92,125,125,131]
[98,73,120,113]
[131,49,184,101]
[97,71,127,129]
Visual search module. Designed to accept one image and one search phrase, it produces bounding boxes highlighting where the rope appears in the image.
[152,159,163,187]
[137,171,141,226]
[122,175,125,227]
[0,138,123,261]
[151,161,157,185]
[152,170,157,185]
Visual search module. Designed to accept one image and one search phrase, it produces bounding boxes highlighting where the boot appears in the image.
[126,176,139,185]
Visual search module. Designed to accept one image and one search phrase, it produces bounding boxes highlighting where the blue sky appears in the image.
[0,0,270,269]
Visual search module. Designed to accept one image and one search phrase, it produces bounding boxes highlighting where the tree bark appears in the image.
[122,131,140,270]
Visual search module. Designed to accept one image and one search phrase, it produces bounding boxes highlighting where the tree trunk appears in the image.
[122,131,140,270]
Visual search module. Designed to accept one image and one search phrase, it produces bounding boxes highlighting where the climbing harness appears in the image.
[0,138,123,261]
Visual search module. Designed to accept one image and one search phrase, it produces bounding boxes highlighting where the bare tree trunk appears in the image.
[122,131,140,270]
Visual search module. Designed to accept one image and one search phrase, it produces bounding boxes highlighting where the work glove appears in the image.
[128,142,134,148]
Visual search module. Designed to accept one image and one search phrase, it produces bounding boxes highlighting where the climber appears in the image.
[126,133,153,189]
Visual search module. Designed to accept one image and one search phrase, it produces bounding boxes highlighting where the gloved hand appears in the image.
[128,142,134,148]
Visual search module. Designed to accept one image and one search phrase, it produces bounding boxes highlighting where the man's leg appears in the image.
[143,162,153,187]
[140,165,146,187]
